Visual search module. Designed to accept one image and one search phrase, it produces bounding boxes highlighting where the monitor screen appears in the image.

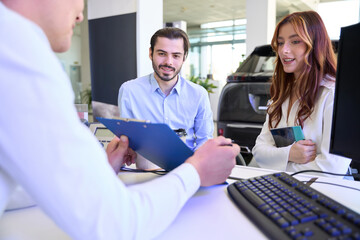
[330,22,360,164]
[95,127,114,138]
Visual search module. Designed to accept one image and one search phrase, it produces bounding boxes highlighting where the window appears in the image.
[186,19,247,84]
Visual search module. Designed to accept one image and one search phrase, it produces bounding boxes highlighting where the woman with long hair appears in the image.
[252,11,351,176]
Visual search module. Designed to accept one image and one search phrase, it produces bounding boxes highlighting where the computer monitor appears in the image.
[330,22,360,169]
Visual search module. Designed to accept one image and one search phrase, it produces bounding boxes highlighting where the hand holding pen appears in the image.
[186,136,240,186]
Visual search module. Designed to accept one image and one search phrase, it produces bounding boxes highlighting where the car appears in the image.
[217,41,338,165]
[217,44,273,164]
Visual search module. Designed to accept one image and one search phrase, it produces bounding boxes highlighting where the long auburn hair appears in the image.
[268,11,337,129]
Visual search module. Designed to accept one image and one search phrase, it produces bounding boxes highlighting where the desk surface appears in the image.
[1,166,360,240]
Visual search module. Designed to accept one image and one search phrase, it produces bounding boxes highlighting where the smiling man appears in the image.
[118,27,214,152]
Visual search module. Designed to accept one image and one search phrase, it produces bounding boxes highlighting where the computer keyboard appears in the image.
[227,172,360,240]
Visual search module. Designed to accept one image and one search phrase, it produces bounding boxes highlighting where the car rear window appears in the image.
[237,55,276,73]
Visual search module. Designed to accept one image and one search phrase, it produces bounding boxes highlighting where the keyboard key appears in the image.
[241,189,266,208]
[297,212,318,223]
[328,227,341,237]
[323,223,333,231]
[312,207,328,218]
[276,217,289,228]
[271,213,282,221]
[288,230,301,239]
[340,225,352,234]
[259,204,271,212]
[301,227,313,237]
[265,208,277,216]
[345,213,355,221]
[292,210,301,217]
[353,232,360,240]
[281,212,299,226]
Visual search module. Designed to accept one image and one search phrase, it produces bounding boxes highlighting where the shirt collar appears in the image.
[320,74,335,89]
[149,73,183,96]
[149,73,160,93]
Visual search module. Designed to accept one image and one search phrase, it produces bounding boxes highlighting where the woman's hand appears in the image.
[289,140,316,164]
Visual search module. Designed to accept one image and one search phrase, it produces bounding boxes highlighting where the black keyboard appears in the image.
[227,172,360,240]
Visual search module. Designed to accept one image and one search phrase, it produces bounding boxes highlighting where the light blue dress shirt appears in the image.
[118,73,214,150]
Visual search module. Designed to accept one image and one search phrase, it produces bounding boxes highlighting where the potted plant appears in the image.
[189,76,217,94]
[81,88,92,112]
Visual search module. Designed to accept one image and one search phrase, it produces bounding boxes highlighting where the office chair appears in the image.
[236,153,246,166]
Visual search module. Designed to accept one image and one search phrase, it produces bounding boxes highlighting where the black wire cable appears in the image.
[120,166,168,175]
[290,169,358,177]
[300,180,360,192]
[288,170,360,192]
[230,169,360,181]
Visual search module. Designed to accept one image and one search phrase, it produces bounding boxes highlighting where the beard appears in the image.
[153,62,182,82]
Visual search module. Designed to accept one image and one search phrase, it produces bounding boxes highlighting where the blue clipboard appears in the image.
[97,117,194,171]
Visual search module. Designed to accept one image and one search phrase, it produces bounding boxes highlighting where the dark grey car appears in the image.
[217,45,274,164]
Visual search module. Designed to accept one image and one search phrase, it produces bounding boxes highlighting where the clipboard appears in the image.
[97,117,194,171]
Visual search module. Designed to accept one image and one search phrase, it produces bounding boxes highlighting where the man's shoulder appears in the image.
[122,74,150,89]
[181,77,208,95]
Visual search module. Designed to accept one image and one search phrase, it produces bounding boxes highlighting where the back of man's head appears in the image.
[1,0,84,53]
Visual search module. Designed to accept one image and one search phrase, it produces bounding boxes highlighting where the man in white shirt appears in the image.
[0,0,239,239]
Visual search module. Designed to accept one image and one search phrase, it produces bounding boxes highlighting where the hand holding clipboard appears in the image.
[97,117,194,171]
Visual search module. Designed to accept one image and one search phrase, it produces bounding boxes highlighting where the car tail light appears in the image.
[218,128,224,136]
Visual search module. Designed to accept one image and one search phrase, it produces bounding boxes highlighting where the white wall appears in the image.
[136,0,163,77]
[57,0,163,103]
[80,5,91,92]
[87,0,162,79]
[87,0,136,20]
[245,0,276,56]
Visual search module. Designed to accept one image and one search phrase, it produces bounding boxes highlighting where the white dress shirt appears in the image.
[0,3,200,239]
[252,77,351,176]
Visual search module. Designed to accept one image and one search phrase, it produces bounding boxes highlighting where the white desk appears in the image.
[1,166,360,239]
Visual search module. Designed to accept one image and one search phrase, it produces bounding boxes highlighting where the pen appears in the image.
[222,140,235,146]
